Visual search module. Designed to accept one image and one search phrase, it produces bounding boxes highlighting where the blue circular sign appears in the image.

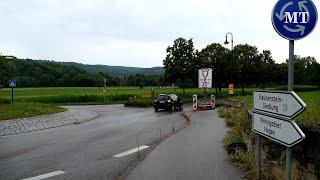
[272,0,318,40]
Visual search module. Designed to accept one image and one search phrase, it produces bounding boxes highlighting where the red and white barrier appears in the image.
[192,94,197,112]
[211,94,216,110]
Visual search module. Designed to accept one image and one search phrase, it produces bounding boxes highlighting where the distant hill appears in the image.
[57,62,164,76]
[0,56,164,87]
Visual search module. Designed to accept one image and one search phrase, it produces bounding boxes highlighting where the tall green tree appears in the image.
[294,56,318,85]
[233,44,262,94]
[163,37,196,85]
[259,50,276,88]
[0,56,17,86]
[199,43,229,93]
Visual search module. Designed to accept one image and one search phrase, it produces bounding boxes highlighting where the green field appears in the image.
[0,87,319,128]
[0,87,251,104]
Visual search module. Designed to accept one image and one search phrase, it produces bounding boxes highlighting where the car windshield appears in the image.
[168,94,177,100]
[157,95,167,101]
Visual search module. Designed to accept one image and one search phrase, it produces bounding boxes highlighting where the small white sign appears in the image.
[198,68,212,88]
[252,113,305,147]
[253,91,306,120]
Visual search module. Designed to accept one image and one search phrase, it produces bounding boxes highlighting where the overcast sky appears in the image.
[0,0,319,67]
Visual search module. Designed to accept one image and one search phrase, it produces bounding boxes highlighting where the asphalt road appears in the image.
[127,109,243,180]
[0,105,185,180]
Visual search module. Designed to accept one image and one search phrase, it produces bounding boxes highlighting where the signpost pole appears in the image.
[255,134,261,179]
[268,0,317,178]
[286,40,294,180]
[288,40,294,91]
[286,148,292,180]
[11,87,13,102]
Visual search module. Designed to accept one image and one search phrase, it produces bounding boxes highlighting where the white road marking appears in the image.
[113,145,150,158]
[21,170,65,180]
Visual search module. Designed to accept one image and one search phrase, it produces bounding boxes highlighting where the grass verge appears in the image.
[0,102,66,121]
[219,105,319,179]
[219,106,255,179]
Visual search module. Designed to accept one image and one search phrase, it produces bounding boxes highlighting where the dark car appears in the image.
[154,94,183,112]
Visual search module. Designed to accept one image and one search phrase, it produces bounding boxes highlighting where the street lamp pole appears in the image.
[224,32,233,51]
[224,32,234,87]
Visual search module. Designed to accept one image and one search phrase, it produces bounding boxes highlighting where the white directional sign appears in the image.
[253,91,306,120]
[252,112,305,147]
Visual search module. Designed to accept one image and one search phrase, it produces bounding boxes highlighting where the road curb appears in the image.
[0,109,100,136]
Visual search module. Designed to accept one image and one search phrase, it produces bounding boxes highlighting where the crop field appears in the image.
[0,87,253,104]
[0,87,318,127]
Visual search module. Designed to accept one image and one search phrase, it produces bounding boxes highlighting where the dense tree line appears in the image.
[58,62,163,76]
[0,56,163,88]
[1,38,319,89]
[163,37,320,91]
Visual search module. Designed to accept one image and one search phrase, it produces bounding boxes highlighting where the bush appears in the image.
[16,94,135,104]
[276,85,319,92]
[0,98,10,104]
[124,97,153,107]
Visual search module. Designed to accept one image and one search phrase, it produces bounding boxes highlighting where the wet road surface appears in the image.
[127,109,243,180]
[0,105,185,180]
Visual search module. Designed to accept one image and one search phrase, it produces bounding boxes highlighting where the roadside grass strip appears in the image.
[113,145,150,158]
[21,170,65,180]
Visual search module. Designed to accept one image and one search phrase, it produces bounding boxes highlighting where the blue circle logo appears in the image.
[272,0,318,40]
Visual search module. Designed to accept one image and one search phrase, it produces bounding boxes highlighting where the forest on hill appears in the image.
[58,62,163,76]
[1,37,319,89]
[0,56,163,87]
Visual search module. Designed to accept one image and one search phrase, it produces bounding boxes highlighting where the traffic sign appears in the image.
[272,0,318,40]
[228,84,234,95]
[198,68,212,88]
[253,91,306,120]
[9,80,16,87]
[252,112,305,147]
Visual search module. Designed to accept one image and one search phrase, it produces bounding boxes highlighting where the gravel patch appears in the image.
[0,108,99,136]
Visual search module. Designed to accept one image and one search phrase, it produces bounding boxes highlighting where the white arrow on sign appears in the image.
[252,112,305,147]
[9,80,16,87]
[253,91,306,120]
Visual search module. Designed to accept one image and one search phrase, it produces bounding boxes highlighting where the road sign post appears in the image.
[268,0,317,178]
[9,80,16,102]
[253,91,306,179]
[287,39,294,180]
[255,134,261,179]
